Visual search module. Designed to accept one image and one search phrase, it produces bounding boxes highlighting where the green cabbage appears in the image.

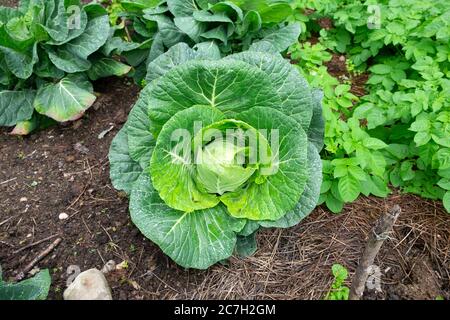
[109,43,324,269]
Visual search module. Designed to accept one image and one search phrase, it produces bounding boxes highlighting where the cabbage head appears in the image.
[109,43,324,269]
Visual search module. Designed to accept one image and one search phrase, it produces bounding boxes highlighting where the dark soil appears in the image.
[0,0,449,301]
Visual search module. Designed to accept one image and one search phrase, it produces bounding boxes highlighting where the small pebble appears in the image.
[20,197,28,202]
[74,142,89,154]
[101,260,116,274]
[59,213,69,220]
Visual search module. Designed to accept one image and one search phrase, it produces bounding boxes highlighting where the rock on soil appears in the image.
[63,269,112,300]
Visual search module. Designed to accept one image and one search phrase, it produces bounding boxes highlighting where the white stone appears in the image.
[63,268,112,300]
[101,260,116,274]
[20,197,27,202]
[59,213,69,220]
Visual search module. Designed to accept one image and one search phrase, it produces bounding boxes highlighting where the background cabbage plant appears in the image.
[0,0,131,134]
[104,0,300,84]
[109,42,324,269]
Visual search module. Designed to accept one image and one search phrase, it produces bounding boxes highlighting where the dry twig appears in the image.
[349,205,401,300]
[15,238,62,281]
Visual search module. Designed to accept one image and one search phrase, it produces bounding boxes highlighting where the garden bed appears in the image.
[0,76,448,300]
[1,0,449,301]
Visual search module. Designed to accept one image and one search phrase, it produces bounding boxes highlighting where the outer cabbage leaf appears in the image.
[34,75,96,122]
[225,51,314,130]
[259,143,322,228]
[0,43,38,79]
[249,23,301,53]
[130,172,245,269]
[109,127,143,195]
[235,232,257,257]
[0,90,35,126]
[147,59,282,136]
[146,42,221,83]
[308,89,325,152]
[0,269,51,300]
[126,85,156,168]
[87,58,132,81]
[146,43,196,83]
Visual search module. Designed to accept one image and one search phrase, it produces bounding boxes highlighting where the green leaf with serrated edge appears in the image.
[221,107,309,221]
[0,269,50,300]
[150,106,224,212]
[259,143,322,228]
[130,172,245,269]
[126,85,155,169]
[146,59,282,137]
[34,75,96,122]
[225,51,314,131]
[0,90,35,127]
[87,58,131,81]
[235,232,257,258]
[109,127,143,195]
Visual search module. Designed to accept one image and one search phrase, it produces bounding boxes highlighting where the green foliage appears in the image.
[290,0,450,213]
[104,0,300,84]
[0,0,131,134]
[109,45,324,269]
[324,264,350,300]
[0,268,51,300]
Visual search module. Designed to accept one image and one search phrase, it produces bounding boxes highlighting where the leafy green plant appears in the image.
[104,0,301,83]
[289,0,450,214]
[289,41,390,213]
[0,268,51,300]
[108,43,324,269]
[324,264,350,300]
[0,0,131,134]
